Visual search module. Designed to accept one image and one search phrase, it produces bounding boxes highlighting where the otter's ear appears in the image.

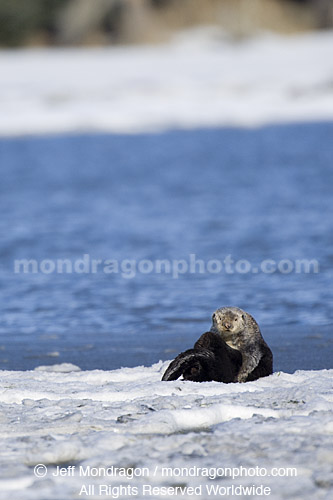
[242,314,245,320]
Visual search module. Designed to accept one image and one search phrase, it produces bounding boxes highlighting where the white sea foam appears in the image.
[1,27,333,137]
[0,363,332,499]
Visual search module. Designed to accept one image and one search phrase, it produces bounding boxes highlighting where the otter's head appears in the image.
[210,307,246,343]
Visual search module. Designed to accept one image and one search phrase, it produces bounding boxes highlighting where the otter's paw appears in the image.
[236,372,248,383]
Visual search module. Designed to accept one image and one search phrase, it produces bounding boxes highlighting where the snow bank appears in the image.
[0,362,332,499]
[1,27,333,137]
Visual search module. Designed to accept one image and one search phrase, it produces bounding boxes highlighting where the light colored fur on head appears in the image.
[210,306,259,350]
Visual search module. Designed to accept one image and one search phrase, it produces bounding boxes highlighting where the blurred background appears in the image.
[0,0,332,47]
[0,0,332,373]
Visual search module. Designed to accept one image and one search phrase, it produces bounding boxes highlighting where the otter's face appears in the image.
[211,309,245,339]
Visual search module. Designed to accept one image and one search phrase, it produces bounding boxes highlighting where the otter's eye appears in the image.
[234,318,237,321]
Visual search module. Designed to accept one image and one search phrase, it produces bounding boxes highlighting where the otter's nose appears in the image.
[223,322,231,330]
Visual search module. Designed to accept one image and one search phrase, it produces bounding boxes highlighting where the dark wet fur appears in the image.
[162,332,242,382]
[242,346,273,382]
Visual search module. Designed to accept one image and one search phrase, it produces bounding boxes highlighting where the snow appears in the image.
[1,27,333,137]
[0,362,332,499]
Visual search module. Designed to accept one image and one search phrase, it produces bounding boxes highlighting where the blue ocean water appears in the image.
[0,122,332,372]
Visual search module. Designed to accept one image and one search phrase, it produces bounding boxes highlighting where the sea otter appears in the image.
[161,307,273,383]
[210,307,273,382]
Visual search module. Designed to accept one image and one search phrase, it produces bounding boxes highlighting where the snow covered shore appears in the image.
[0,363,332,499]
[1,28,333,137]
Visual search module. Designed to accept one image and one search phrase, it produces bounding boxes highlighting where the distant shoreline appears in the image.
[1,29,333,137]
